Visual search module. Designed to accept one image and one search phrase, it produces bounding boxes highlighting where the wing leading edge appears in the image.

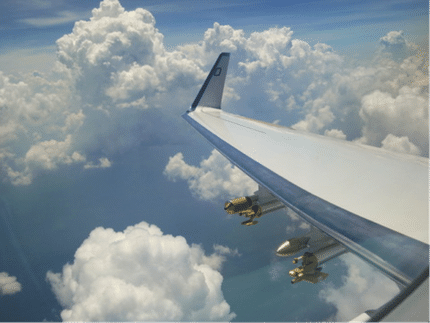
[183,53,429,317]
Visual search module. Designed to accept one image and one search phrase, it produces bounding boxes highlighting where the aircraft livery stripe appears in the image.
[183,111,429,288]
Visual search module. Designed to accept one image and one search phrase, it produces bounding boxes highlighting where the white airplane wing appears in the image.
[183,53,429,321]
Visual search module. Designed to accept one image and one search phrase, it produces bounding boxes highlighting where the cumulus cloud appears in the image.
[0,272,22,295]
[319,253,400,321]
[292,105,335,132]
[358,86,428,153]
[286,49,427,151]
[0,68,98,184]
[284,207,311,234]
[46,221,236,321]
[163,150,311,234]
[24,135,86,170]
[205,26,427,155]
[378,31,414,61]
[164,150,257,201]
[0,0,204,185]
[181,23,428,156]
[55,0,203,109]
[324,129,347,140]
[1,0,428,186]
[204,245,241,271]
[381,134,421,155]
[83,157,112,169]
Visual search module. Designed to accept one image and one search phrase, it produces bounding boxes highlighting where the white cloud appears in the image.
[213,244,241,257]
[84,157,112,169]
[20,10,91,27]
[0,0,204,185]
[240,27,295,72]
[378,31,414,61]
[24,135,85,170]
[0,46,57,75]
[4,165,32,186]
[54,0,203,110]
[324,129,347,140]
[380,31,408,48]
[0,68,81,184]
[164,150,257,201]
[62,110,85,133]
[91,0,125,19]
[46,221,236,322]
[284,207,311,234]
[2,134,86,185]
[204,245,241,271]
[381,134,421,155]
[358,86,428,154]
[164,152,200,180]
[0,272,22,295]
[292,105,335,132]
[0,0,428,186]
[319,253,400,321]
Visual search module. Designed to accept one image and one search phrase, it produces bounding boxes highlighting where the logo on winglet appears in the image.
[214,68,222,76]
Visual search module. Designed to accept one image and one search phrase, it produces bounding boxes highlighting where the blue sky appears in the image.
[0,0,428,74]
[0,0,428,321]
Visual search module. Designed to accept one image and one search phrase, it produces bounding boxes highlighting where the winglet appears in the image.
[190,52,230,111]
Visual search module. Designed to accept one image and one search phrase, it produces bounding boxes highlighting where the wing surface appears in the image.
[183,53,429,290]
[183,107,428,286]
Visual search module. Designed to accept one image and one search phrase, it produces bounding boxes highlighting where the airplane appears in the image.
[182,52,429,321]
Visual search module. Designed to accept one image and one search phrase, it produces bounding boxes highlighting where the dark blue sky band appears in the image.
[183,111,429,288]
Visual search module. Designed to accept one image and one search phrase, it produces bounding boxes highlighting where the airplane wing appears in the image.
[182,53,429,321]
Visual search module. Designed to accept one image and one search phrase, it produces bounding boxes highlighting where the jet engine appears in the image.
[224,195,258,214]
[276,237,310,257]
[288,243,347,284]
[293,243,347,266]
[276,227,337,258]
[224,190,284,225]
[289,266,329,284]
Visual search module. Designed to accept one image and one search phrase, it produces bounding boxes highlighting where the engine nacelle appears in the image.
[224,195,257,214]
[276,237,310,257]
[224,193,284,225]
